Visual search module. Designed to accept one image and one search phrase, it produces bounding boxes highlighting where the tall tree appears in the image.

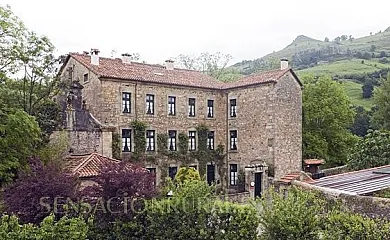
[302,75,357,166]
[175,52,232,80]
[372,74,390,130]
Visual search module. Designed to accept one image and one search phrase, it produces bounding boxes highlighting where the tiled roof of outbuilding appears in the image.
[68,53,298,90]
[64,153,120,178]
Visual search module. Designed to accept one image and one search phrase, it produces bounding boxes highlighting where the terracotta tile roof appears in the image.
[68,53,297,90]
[222,68,291,89]
[64,153,120,178]
[304,159,325,165]
[279,172,302,184]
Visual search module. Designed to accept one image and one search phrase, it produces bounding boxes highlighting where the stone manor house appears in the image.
[57,50,302,196]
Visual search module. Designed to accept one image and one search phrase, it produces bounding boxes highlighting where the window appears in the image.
[189,165,197,170]
[146,94,155,115]
[188,98,196,117]
[83,73,89,83]
[146,168,157,186]
[122,92,131,113]
[230,99,237,117]
[168,96,176,116]
[168,130,177,151]
[230,130,237,150]
[230,164,238,186]
[68,67,73,80]
[122,129,131,152]
[207,100,214,118]
[168,166,178,180]
[188,131,196,151]
[146,130,155,151]
[207,131,215,150]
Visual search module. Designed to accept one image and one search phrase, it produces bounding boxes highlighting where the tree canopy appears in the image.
[372,74,390,130]
[302,75,357,166]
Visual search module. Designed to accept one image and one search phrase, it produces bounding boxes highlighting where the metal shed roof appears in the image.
[310,165,390,195]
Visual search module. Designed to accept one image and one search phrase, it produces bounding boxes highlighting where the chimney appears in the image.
[121,53,132,64]
[165,59,174,70]
[280,58,289,70]
[91,48,100,65]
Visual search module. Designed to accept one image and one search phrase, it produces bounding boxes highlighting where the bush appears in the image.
[0,214,89,240]
[322,211,390,240]
[3,157,78,224]
[174,167,201,184]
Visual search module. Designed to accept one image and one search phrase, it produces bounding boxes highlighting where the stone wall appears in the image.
[273,72,302,179]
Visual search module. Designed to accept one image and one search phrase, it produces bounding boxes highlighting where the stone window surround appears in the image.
[229,163,239,186]
[119,84,135,117]
[229,129,238,151]
[229,97,237,118]
[207,130,215,150]
[121,128,132,152]
[188,127,197,151]
[168,129,177,151]
[206,97,215,119]
[187,96,197,118]
[167,95,176,116]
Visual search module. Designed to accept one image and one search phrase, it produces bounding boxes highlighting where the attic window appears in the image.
[153,72,164,76]
[83,73,89,83]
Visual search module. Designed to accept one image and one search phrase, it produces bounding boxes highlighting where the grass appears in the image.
[340,80,374,110]
[297,58,390,76]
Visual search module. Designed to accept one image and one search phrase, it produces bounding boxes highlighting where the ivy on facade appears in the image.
[112,132,121,160]
[131,120,147,162]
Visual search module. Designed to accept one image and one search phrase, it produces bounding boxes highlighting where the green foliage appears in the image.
[341,80,375,111]
[372,74,390,130]
[130,120,147,161]
[174,167,201,184]
[322,211,390,240]
[0,109,41,184]
[37,130,69,164]
[0,214,88,240]
[112,132,121,159]
[302,75,357,166]
[260,187,326,240]
[348,130,390,171]
[350,106,371,137]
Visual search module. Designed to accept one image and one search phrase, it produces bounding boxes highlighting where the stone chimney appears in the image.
[280,58,289,70]
[121,53,132,64]
[91,48,100,65]
[165,59,174,70]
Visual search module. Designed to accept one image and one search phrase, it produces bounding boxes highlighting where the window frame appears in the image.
[230,99,237,117]
[207,99,214,118]
[146,130,156,151]
[188,131,196,151]
[83,73,89,83]
[188,98,196,117]
[122,92,131,113]
[168,166,178,180]
[230,164,238,186]
[230,130,238,150]
[168,130,177,151]
[168,96,176,116]
[146,94,155,115]
[122,129,132,152]
[207,131,215,150]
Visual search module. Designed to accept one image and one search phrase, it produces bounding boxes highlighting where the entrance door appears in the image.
[207,164,215,185]
[254,172,262,198]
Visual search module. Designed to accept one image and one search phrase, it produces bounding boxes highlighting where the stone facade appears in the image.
[58,53,302,194]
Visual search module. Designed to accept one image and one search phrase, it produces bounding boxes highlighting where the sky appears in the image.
[3,0,390,65]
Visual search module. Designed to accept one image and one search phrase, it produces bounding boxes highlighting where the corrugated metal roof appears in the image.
[311,165,390,195]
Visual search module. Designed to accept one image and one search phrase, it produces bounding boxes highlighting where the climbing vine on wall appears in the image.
[131,120,147,162]
[112,132,121,160]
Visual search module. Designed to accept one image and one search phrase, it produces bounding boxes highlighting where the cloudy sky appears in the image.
[3,0,390,65]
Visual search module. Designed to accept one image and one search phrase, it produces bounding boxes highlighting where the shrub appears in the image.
[3,157,78,224]
[174,167,201,183]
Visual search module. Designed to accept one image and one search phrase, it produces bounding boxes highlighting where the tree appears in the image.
[0,108,41,184]
[350,106,371,137]
[302,75,357,166]
[175,52,233,80]
[380,51,387,58]
[348,130,390,171]
[324,37,329,42]
[341,35,348,41]
[3,157,78,224]
[0,5,26,75]
[370,45,377,52]
[372,75,390,130]
[362,80,374,98]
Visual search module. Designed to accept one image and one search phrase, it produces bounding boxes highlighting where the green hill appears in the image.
[230,28,390,109]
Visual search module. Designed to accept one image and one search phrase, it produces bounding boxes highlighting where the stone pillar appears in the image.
[101,128,113,158]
